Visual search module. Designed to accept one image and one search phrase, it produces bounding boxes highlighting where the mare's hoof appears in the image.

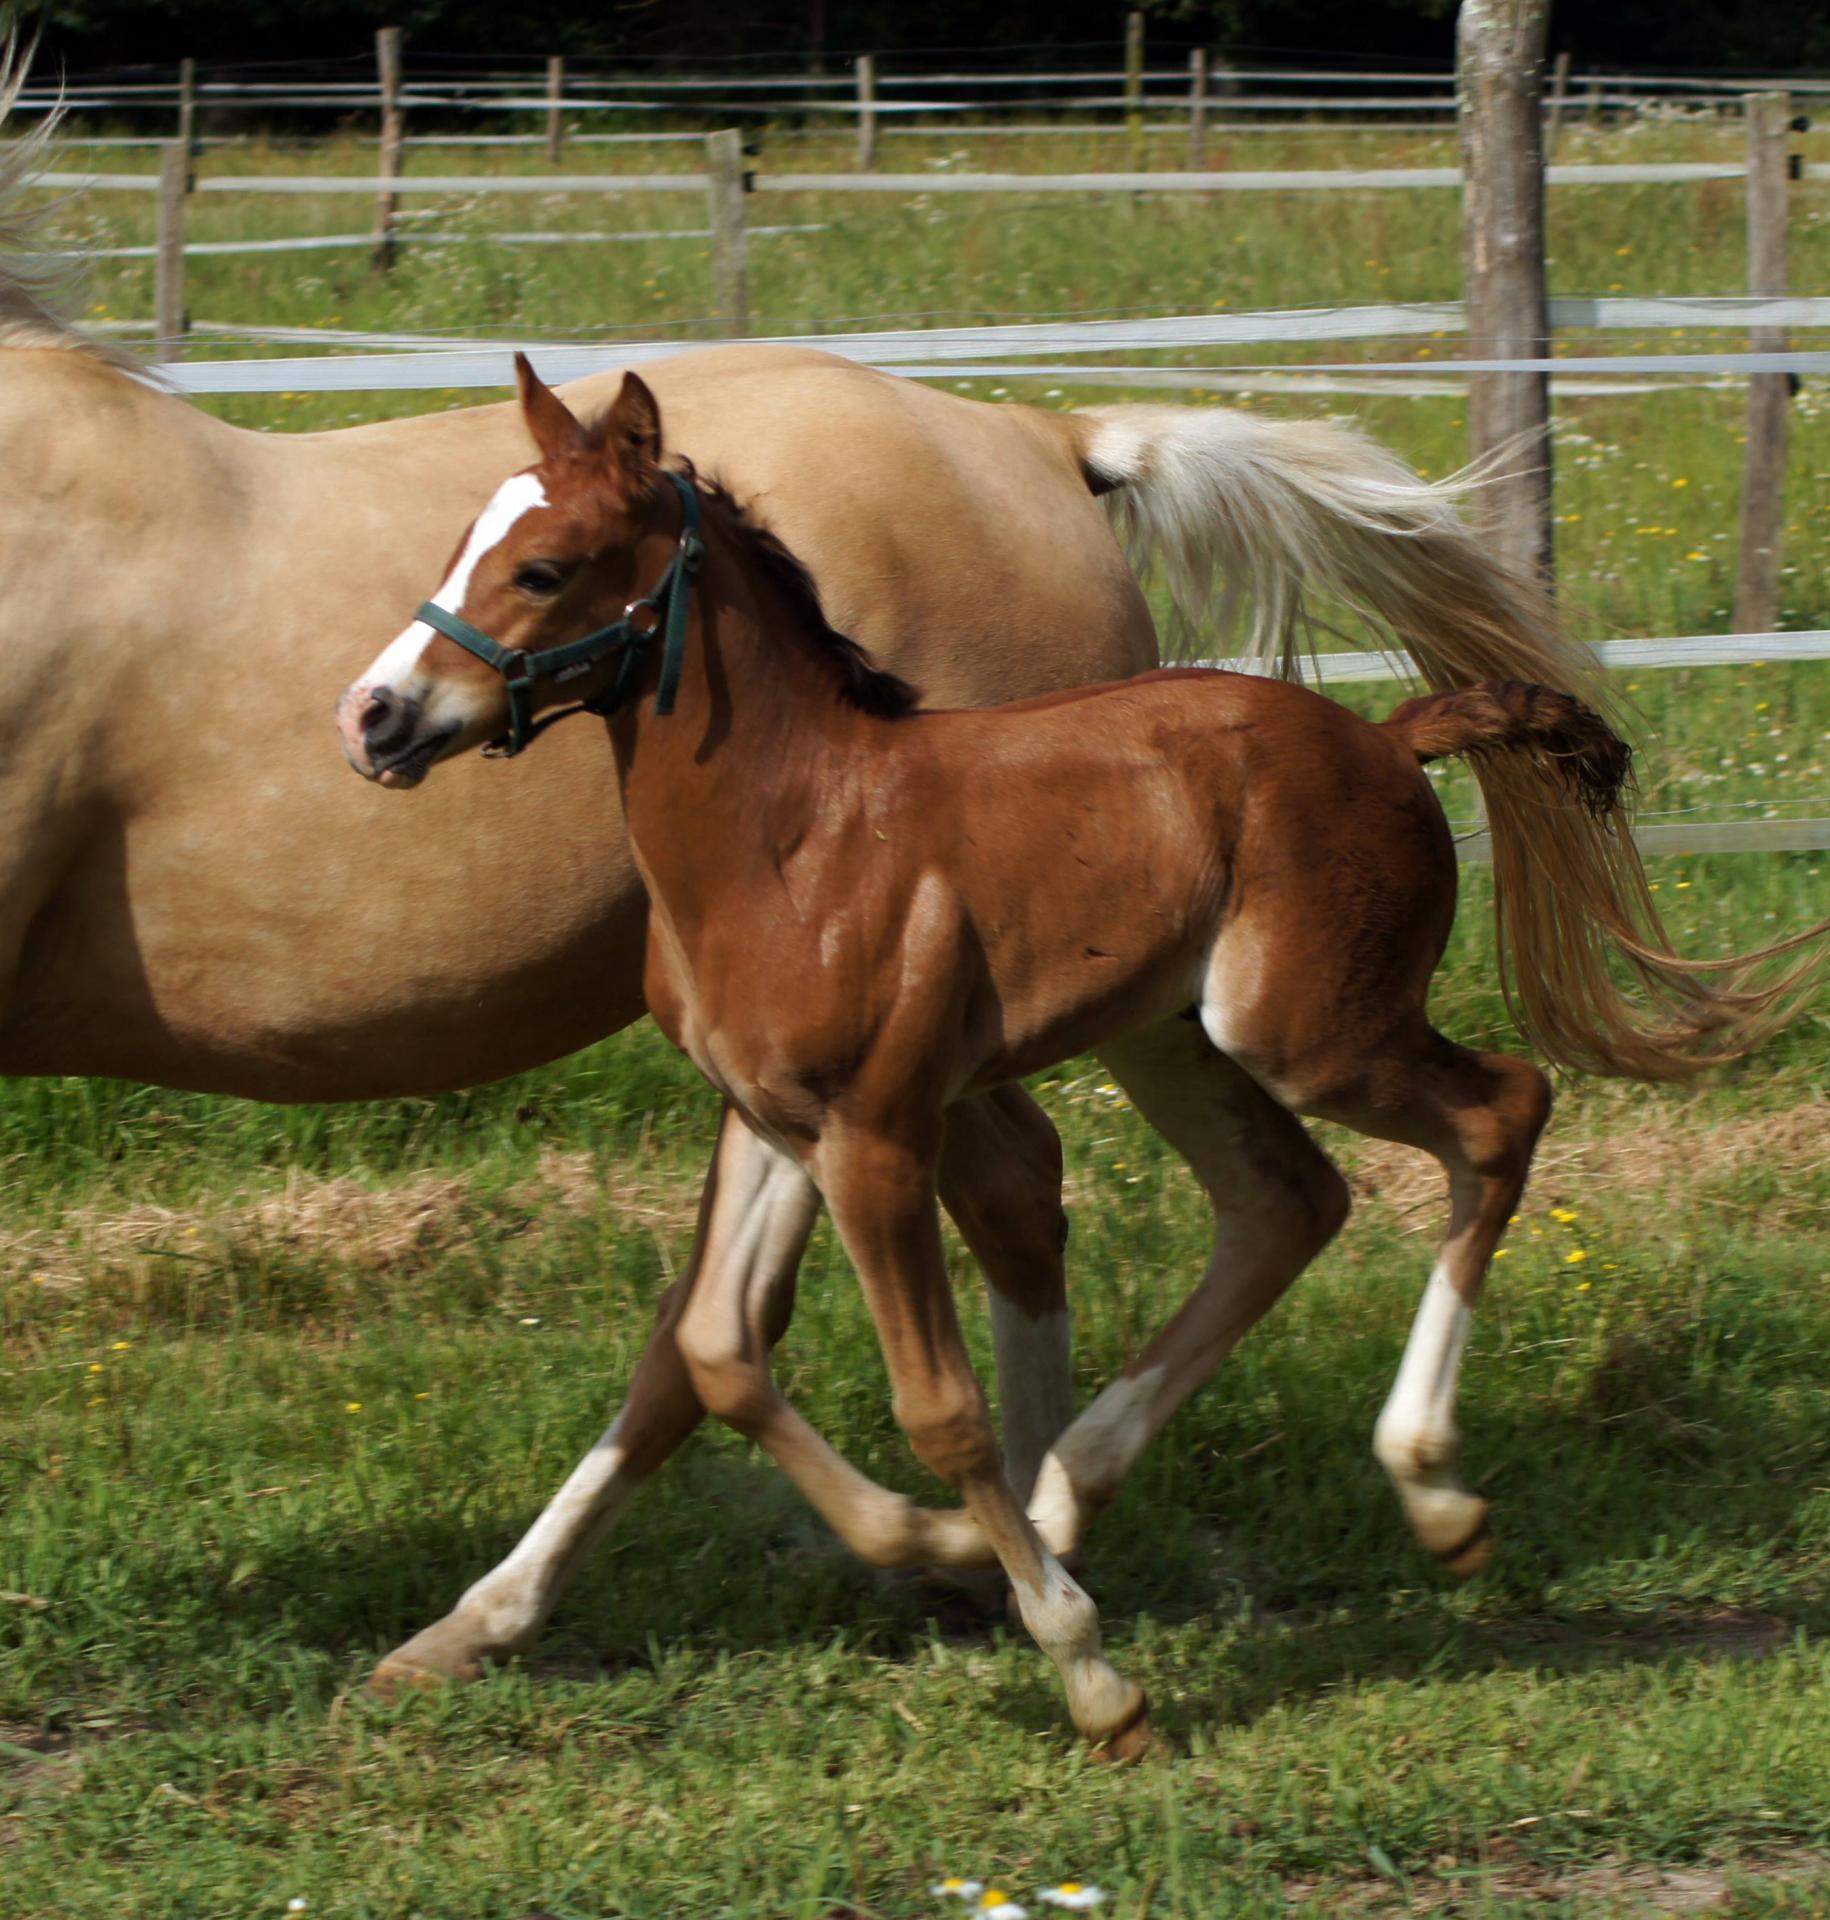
[1091,1696,1153,1766]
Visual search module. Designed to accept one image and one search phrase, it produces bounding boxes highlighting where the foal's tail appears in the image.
[1385,682,1631,818]
[1071,401,1830,1079]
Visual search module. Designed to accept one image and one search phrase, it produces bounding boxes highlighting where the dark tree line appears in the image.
[39,0,1830,78]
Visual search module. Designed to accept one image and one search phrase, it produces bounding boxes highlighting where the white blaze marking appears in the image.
[361,471,550,692]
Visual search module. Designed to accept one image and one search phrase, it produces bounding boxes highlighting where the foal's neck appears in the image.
[608,510,892,924]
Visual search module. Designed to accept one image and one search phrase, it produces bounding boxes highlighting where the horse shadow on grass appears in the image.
[127,1317,1828,1745]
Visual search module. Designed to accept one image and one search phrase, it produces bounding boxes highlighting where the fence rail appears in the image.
[30,160,1785,196]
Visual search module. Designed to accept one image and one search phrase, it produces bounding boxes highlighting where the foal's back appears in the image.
[881,668,1459,1092]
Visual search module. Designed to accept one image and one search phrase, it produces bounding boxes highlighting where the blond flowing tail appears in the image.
[1073,403,1829,1079]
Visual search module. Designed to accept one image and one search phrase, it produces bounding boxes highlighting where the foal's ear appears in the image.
[515,352,583,461]
[604,371,663,476]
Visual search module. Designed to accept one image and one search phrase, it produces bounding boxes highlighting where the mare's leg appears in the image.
[938,1085,1074,1504]
[371,1105,816,1691]
[1024,1017,1351,1559]
[814,1120,1148,1754]
[1292,1028,1551,1574]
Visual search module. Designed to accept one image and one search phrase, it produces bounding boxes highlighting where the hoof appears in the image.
[1090,1695,1153,1765]
[368,1654,478,1701]
[1433,1511,1494,1580]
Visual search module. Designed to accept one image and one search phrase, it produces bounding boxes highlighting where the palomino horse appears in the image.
[2,29,1811,1691]
[339,364,1827,1747]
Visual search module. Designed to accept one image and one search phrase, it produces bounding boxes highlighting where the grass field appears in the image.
[2,109,1829,1918]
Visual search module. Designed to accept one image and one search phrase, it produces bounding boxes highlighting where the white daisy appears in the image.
[930,1879,984,1901]
[979,1892,1027,1920]
[1039,1886,1104,1911]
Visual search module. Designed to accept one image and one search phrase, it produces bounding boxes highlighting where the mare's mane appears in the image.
[657,454,921,721]
[0,24,146,372]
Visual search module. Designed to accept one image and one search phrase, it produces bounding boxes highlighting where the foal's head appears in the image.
[338,356,683,788]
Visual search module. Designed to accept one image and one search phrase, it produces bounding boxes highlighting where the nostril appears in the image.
[362,686,412,753]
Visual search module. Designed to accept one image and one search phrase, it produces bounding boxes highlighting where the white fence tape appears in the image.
[158,334,1830,395]
[1204,631,1830,683]
[29,160,1775,197]
[54,222,825,261]
[1456,819,1830,861]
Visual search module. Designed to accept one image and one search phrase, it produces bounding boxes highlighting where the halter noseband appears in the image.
[413,469,704,759]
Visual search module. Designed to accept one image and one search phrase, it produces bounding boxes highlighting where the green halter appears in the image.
[414,470,703,758]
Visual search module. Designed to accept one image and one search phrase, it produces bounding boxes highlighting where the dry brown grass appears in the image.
[1337,1095,1829,1228]
[2,1097,1819,1293]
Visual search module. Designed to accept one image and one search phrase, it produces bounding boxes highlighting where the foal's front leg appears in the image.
[817,1120,1149,1756]
[372,1106,816,1692]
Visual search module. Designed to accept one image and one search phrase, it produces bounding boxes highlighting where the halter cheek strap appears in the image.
[413,469,704,759]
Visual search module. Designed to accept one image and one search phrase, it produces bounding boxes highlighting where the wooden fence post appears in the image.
[706,129,750,338]
[1457,0,1554,585]
[374,27,404,271]
[1125,11,1145,164]
[1188,49,1208,170]
[545,55,564,166]
[177,57,196,153]
[856,54,877,170]
[1734,91,1792,635]
[155,139,189,362]
[1545,49,1570,158]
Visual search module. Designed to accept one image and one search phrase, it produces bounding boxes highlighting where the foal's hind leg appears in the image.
[1022,1017,1351,1557]
[1279,1026,1551,1574]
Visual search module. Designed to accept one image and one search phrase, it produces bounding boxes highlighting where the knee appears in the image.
[675,1316,771,1432]
[894,1380,999,1487]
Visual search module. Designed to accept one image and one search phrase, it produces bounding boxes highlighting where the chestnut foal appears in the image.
[343,363,1640,1753]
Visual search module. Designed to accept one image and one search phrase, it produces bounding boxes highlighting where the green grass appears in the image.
[2,111,1828,1919]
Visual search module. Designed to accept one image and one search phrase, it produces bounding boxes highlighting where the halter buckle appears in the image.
[622,600,663,640]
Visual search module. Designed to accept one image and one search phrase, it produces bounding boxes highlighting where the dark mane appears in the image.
[671,460,922,721]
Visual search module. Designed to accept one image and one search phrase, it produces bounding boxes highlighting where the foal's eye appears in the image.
[514,561,567,596]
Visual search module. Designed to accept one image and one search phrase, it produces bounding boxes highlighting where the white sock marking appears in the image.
[1374,1262,1471,1479]
[1028,1364,1164,1546]
[455,1409,633,1646]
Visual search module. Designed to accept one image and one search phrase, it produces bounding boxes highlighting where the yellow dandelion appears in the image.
[111,1340,131,1351]
[1565,1249,1590,1265]
[1575,1280,1592,1292]
[344,1401,363,1414]
[1550,1207,1579,1224]
[88,1362,105,1375]
[1493,1248,1511,1260]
